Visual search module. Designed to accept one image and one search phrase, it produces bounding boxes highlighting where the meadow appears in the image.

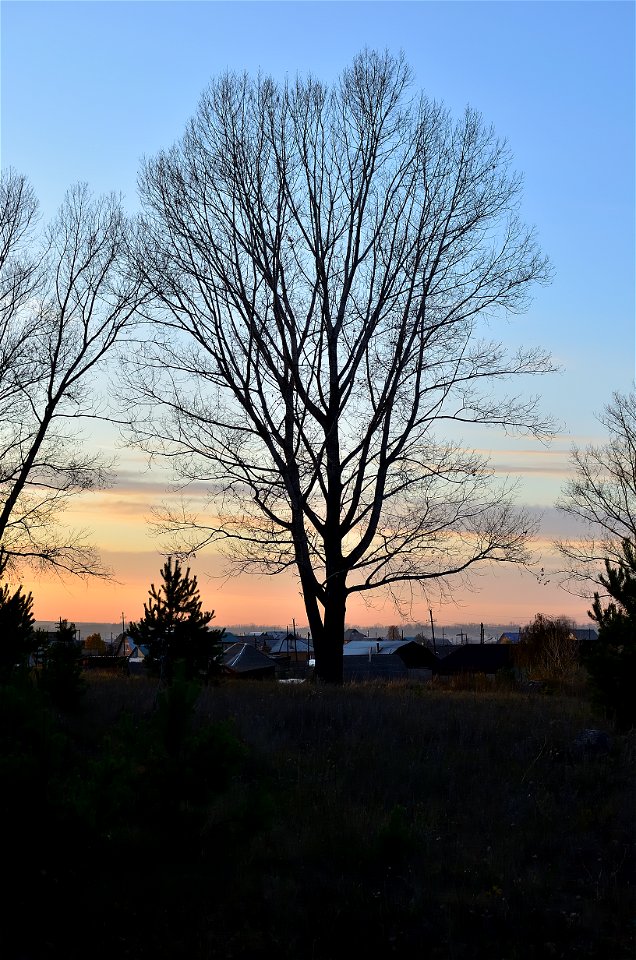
[2,671,633,959]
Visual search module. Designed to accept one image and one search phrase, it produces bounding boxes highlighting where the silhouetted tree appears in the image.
[557,388,636,591]
[517,613,579,681]
[587,538,636,730]
[128,50,553,682]
[0,169,144,578]
[84,632,106,654]
[128,557,223,681]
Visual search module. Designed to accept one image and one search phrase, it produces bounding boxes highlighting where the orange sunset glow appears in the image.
[18,444,594,631]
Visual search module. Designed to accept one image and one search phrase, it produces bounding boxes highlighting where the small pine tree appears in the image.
[128,557,224,681]
[0,555,36,681]
[587,538,636,730]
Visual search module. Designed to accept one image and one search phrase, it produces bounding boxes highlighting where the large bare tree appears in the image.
[0,169,143,578]
[129,51,554,682]
[556,388,636,591]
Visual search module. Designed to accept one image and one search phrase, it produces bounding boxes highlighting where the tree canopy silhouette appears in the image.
[557,388,636,592]
[127,50,553,682]
[0,170,144,577]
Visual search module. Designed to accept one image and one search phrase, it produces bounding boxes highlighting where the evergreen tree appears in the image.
[0,551,36,680]
[587,538,636,730]
[0,581,36,680]
[129,557,223,681]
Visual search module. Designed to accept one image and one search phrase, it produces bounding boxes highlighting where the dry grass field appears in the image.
[2,671,634,959]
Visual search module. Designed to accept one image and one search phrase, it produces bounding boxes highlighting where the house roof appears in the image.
[266,635,313,654]
[344,628,368,643]
[420,638,456,658]
[499,628,599,644]
[221,642,276,674]
[126,640,149,658]
[571,628,598,642]
[344,639,382,655]
[343,638,438,668]
[343,638,422,655]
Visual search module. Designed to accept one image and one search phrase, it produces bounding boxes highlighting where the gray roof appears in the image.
[221,642,276,674]
[344,628,368,642]
[266,635,313,654]
[344,639,386,655]
[500,628,599,644]
[343,638,438,669]
[343,638,417,656]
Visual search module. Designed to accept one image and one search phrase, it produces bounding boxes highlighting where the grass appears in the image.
[2,673,634,959]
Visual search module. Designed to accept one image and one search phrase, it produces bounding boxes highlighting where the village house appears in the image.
[343,637,437,682]
[433,643,517,680]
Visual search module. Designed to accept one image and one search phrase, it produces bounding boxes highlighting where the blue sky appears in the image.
[3,0,634,431]
[1,0,635,626]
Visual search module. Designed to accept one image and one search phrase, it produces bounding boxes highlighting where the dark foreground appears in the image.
[2,673,634,959]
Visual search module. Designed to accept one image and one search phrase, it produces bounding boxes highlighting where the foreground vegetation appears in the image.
[1,671,633,959]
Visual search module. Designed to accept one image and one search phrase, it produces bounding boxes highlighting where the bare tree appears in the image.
[0,170,143,578]
[517,613,579,682]
[556,388,636,592]
[128,50,553,682]
[0,171,41,340]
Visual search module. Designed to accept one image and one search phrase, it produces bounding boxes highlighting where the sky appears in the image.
[1,0,634,631]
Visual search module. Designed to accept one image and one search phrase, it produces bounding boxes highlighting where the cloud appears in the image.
[519,504,597,540]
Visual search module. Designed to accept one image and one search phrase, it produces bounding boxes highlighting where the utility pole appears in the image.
[429,609,436,655]
[480,622,485,645]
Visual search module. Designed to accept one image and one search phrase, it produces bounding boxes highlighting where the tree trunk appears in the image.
[313,576,346,684]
